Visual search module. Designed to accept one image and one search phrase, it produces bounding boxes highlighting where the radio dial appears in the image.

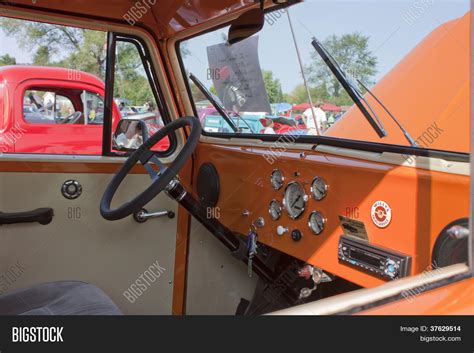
[384,259,399,278]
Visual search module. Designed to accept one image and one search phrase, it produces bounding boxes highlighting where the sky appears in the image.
[0,0,470,94]
[181,0,470,93]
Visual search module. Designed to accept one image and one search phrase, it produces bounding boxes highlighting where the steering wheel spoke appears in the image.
[143,155,167,181]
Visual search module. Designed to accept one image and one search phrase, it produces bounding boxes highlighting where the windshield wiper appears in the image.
[311,37,387,138]
[189,73,239,133]
[356,80,418,147]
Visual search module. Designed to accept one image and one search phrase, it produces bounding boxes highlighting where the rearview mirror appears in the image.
[113,119,149,152]
[227,8,265,45]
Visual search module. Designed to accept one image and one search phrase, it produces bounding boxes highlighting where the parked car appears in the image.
[0,66,168,154]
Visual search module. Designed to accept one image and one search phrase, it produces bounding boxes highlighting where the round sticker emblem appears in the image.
[371,201,392,228]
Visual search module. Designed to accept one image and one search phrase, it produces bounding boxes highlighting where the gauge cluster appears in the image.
[268,169,328,240]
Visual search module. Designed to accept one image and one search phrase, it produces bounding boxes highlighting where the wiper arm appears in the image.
[350,82,385,131]
[189,73,239,133]
[311,37,387,138]
[356,80,418,147]
[232,112,255,133]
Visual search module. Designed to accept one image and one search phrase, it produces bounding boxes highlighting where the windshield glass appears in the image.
[179,1,470,154]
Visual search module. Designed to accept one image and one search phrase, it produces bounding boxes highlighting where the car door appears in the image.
[0,156,179,314]
[0,15,183,314]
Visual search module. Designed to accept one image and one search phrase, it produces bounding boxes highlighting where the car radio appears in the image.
[338,235,411,280]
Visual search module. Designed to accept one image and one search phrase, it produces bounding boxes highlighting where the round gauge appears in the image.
[270,169,284,190]
[268,200,282,221]
[308,211,326,235]
[283,182,308,219]
[311,177,328,201]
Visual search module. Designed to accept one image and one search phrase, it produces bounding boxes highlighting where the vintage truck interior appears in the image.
[0,0,471,316]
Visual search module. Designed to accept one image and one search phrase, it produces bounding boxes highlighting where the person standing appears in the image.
[302,103,327,135]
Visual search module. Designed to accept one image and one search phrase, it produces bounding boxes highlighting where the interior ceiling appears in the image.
[4,0,258,38]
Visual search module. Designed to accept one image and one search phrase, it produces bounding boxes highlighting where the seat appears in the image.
[0,281,122,315]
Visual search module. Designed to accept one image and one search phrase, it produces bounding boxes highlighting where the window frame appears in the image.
[103,32,177,157]
[174,5,469,164]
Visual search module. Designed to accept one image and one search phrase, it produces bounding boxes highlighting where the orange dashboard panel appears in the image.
[193,143,469,288]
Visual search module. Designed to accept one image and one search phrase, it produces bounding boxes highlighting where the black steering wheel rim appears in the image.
[100,116,201,221]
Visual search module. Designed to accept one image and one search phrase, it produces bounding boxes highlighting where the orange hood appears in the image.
[325,11,470,154]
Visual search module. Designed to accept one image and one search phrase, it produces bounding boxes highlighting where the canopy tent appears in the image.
[271,102,292,114]
[292,103,311,111]
[292,102,342,112]
[321,103,342,112]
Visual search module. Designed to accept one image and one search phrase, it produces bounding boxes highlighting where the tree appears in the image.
[0,18,154,105]
[285,84,329,105]
[262,70,283,103]
[307,32,377,105]
[0,17,107,78]
[0,54,16,66]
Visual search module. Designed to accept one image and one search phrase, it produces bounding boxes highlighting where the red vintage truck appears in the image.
[0,65,168,154]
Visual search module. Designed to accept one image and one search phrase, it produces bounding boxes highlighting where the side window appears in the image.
[0,16,109,155]
[24,90,77,124]
[0,15,171,155]
[111,39,169,152]
[82,91,105,125]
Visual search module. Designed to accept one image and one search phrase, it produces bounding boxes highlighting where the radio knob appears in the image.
[384,259,399,279]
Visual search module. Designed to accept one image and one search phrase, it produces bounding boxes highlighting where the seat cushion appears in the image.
[0,281,122,315]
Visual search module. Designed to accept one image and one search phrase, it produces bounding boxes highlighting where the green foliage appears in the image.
[0,18,155,106]
[113,41,154,105]
[307,32,377,105]
[0,54,16,66]
[262,70,283,103]
[285,84,329,105]
[0,17,107,78]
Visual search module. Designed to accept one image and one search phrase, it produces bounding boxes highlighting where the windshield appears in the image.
[179,1,470,154]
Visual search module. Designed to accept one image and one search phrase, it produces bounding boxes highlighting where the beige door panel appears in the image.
[0,172,177,315]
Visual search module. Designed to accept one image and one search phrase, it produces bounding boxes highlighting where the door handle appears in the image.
[0,208,54,225]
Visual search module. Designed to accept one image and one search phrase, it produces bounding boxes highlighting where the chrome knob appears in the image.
[277,225,288,236]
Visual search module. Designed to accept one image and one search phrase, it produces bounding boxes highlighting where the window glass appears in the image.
[0,16,109,155]
[180,1,470,154]
[112,40,169,152]
[0,17,170,155]
[82,91,105,125]
[23,89,107,125]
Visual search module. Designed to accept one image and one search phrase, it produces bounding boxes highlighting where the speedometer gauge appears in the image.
[268,200,282,221]
[308,211,326,235]
[270,169,284,190]
[311,177,328,201]
[283,182,308,219]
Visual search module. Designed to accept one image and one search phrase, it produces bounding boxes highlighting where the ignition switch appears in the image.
[291,229,302,241]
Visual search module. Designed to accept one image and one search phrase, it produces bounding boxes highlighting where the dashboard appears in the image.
[194,144,470,288]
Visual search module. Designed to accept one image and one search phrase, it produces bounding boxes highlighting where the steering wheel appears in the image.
[100,116,201,221]
[56,111,82,124]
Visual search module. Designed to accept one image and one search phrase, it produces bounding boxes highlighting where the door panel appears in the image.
[193,143,469,288]
[0,160,177,314]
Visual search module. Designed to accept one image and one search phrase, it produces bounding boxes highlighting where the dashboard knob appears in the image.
[277,225,288,236]
[291,229,302,242]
